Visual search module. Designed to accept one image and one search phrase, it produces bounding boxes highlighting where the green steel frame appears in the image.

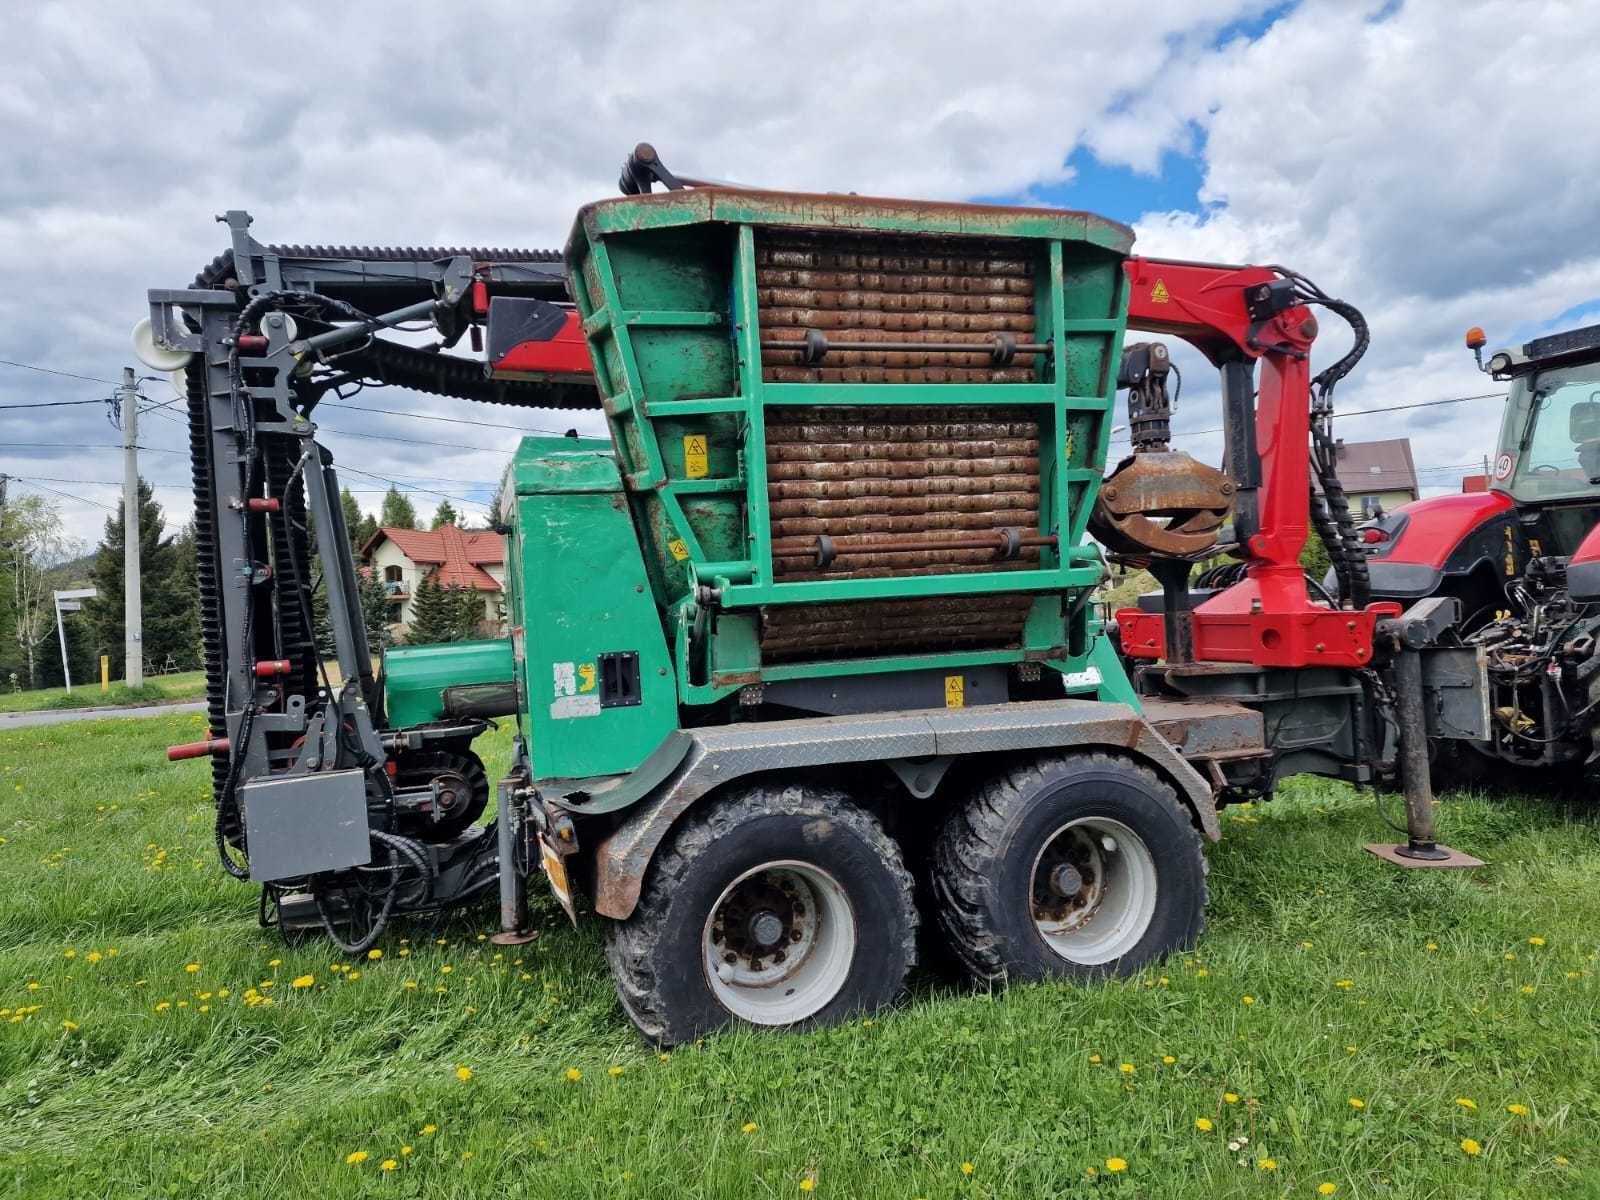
[565,188,1135,706]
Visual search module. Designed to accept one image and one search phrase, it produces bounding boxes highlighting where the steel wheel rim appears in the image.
[1030,816,1158,964]
[702,860,856,1025]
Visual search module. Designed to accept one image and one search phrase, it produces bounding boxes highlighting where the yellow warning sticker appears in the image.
[944,674,965,708]
[1150,278,1170,304]
[668,538,690,561]
[683,434,709,479]
[577,662,597,694]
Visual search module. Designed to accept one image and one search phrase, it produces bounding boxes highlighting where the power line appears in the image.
[337,464,489,511]
[316,424,516,455]
[1111,390,1508,443]
[0,397,111,411]
[4,441,187,455]
[0,358,119,385]
[6,476,118,511]
[319,400,570,437]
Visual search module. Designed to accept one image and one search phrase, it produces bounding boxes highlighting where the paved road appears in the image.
[0,700,205,731]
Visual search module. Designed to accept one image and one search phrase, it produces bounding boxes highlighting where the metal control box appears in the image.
[240,769,371,882]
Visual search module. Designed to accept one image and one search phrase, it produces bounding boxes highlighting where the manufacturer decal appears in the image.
[1062,666,1103,689]
[551,660,601,719]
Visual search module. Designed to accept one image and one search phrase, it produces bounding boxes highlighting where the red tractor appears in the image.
[1357,322,1600,778]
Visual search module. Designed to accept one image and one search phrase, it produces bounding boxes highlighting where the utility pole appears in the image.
[120,366,143,687]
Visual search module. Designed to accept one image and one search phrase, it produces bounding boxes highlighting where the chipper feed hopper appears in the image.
[147,147,1493,1042]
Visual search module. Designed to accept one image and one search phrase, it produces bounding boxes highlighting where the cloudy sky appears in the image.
[3,0,1597,549]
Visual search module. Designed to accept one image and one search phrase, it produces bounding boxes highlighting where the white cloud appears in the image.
[2,0,1598,551]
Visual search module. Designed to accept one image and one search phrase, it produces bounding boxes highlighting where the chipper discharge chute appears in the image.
[148,147,1494,1042]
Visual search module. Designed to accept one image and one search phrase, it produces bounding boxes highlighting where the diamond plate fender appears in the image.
[588,698,1218,919]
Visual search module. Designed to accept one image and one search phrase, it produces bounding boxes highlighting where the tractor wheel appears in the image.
[604,783,917,1045]
[932,753,1207,983]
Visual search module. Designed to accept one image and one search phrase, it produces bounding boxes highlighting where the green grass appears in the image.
[0,670,207,714]
[2,714,1597,1198]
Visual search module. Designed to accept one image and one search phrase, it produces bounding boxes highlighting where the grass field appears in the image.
[2,712,1597,1198]
[0,670,207,714]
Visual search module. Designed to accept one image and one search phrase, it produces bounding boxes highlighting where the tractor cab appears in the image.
[1479,324,1600,552]
[1357,321,1600,622]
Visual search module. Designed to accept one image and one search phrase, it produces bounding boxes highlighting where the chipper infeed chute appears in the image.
[545,189,1133,740]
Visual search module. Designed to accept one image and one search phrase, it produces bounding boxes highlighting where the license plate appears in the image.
[540,839,577,926]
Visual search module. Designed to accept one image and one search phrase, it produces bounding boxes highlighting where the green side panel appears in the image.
[382,638,515,729]
[512,440,678,780]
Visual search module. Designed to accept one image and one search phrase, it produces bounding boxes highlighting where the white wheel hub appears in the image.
[702,860,856,1024]
[1030,816,1158,964]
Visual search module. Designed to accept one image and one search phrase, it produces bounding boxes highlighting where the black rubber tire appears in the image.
[604,783,917,1046]
[932,752,1208,983]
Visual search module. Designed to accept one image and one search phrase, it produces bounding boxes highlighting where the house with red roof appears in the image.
[360,525,507,637]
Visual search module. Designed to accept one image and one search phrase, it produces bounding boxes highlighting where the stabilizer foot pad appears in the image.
[1363,842,1484,869]
[489,929,540,946]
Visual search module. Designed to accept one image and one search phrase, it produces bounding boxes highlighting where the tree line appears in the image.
[1,477,502,692]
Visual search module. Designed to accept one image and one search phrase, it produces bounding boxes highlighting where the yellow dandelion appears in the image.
[268,959,281,967]
[1460,1138,1482,1157]
[346,1150,369,1165]
[564,1067,582,1082]
[1224,1093,1240,1105]
[1529,937,1545,946]
[658,1052,671,1062]
[1105,1157,1128,1173]
[1301,940,1314,949]
[184,963,200,974]
[1162,1055,1176,1065]
[961,1162,974,1176]
[799,1180,815,1193]
[86,952,101,964]
[455,1066,473,1082]
[1425,942,1439,951]
[63,950,77,959]
[1348,1097,1365,1109]
[1507,1104,1529,1116]
[1085,1166,1098,1178]
[403,980,418,990]
[368,948,383,960]
[1258,1158,1278,1171]
[1519,985,1536,995]
[60,1020,78,1031]
[155,1002,171,1012]
[1195,1117,1213,1132]
[441,965,453,974]
[1088,1054,1101,1064]
[742,1122,759,1134]
[1241,995,1255,1005]
[400,1146,413,1156]
[291,974,314,989]
[607,1065,624,1077]
[419,1124,437,1136]
[1503,952,1516,961]
[379,1159,397,1172]
[1455,1098,1478,1111]
[217,988,228,998]
[1119,1062,1135,1075]
[1555,1155,1570,1165]
[1334,979,1354,990]
[1319,1184,1338,1196]
[1195,968,1209,977]
[347,971,361,981]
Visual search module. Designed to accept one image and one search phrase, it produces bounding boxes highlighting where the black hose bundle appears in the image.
[1269,267,1372,608]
